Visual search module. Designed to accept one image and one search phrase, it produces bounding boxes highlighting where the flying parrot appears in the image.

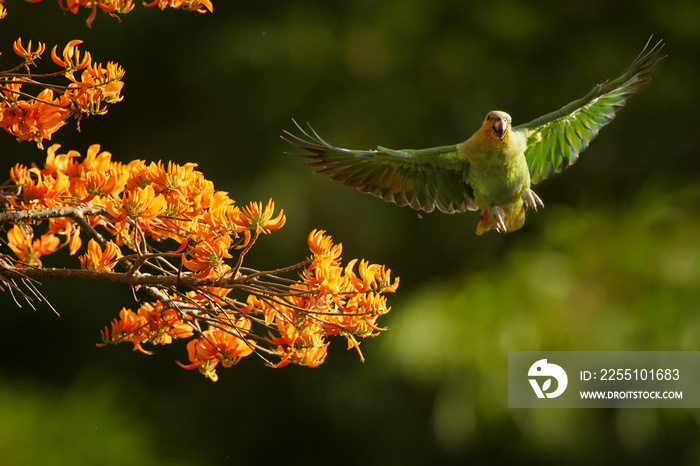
[284,38,664,235]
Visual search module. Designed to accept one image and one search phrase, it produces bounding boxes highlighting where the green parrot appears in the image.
[284,38,664,235]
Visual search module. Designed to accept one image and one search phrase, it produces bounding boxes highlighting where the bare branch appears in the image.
[0,204,106,224]
[0,262,308,290]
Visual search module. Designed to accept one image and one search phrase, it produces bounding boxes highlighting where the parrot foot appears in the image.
[522,189,544,211]
[491,206,508,233]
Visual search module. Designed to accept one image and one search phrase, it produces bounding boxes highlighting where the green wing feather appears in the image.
[515,37,665,185]
[283,121,477,214]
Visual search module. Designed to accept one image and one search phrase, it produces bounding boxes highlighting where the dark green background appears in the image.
[1,1,699,464]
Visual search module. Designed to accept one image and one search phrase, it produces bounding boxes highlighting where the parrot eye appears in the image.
[485,111,503,123]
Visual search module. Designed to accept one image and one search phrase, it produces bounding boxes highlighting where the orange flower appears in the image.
[98,302,193,353]
[13,168,71,208]
[83,61,125,100]
[305,259,345,296]
[206,190,235,219]
[207,321,255,367]
[344,259,379,292]
[7,225,59,267]
[57,0,135,26]
[340,292,390,337]
[123,159,149,191]
[12,38,45,64]
[137,302,194,344]
[0,88,71,148]
[64,61,125,115]
[51,40,91,74]
[275,338,329,368]
[61,0,135,14]
[79,239,121,271]
[307,229,342,259]
[233,199,285,235]
[144,0,213,13]
[84,169,128,198]
[147,160,197,194]
[9,162,29,186]
[106,185,167,221]
[1,77,22,103]
[48,217,83,255]
[99,307,150,353]
[178,319,254,382]
[43,144,80,176]
[160,191,192,218]
[206,203,247,239]
[344,259,399,293]
[185,174,215,216]
[77,144,114,174]
[269,316,330,368]
[183,234,233,277]
[66,146,125,199]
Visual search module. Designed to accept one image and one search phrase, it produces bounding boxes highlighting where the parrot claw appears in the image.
[522,189,544,211]
[491,206,508,233]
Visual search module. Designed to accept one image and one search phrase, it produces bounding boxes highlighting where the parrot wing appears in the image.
[283,121,476,214]
[514,37,664,185]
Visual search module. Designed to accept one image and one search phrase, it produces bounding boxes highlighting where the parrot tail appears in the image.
[475,201,526,235]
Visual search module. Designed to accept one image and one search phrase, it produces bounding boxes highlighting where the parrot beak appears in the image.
[484,111,512,140]
[493,117,508,139]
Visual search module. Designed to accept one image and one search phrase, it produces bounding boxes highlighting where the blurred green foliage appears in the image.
[0,0,699,465]
[381,180,700,462]
[0,376,198,465]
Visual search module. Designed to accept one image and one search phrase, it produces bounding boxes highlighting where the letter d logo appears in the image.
[528,359,568,399]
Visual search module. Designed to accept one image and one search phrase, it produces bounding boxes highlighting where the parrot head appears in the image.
[481,111,512,143]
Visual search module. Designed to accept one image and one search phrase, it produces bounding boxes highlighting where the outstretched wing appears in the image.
[283,121,476,214]
[515,37,664,185]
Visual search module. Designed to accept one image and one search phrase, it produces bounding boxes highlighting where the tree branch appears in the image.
[0,204,106,224]
[0,261,307,290]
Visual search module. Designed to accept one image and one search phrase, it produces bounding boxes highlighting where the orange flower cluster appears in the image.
[242,230,399,368]
[59,0,135,27]
[99,302,195,354]
[144,0,213,13]
[79,238,121,271]
[178,316,255,382]
[2,145,399,380]
[0,0,212,26]
[0,39,124,148]
[6,224,59,267]
[8,144,284,268]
